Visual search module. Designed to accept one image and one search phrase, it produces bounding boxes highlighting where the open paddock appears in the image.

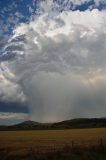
[0,128,106,159]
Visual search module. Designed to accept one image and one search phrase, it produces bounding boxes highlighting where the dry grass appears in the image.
[0,128,106,159]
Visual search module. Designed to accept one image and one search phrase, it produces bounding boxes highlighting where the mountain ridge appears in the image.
[0,118,106,131]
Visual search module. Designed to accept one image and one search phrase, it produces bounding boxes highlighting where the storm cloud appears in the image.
[0,1,106,122]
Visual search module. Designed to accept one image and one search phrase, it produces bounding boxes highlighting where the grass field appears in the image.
[0,128,106,159]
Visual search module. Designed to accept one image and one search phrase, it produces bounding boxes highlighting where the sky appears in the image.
[0,0,106,125]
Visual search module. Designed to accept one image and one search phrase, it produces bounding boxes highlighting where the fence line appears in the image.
[28,138,106,154]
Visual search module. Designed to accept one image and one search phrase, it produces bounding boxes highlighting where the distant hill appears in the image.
[6,120,48,130]
[13,120,41,127]
[52,118,106,129]
[0,118,106,131]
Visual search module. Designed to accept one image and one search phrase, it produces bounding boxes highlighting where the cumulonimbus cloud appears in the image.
[0,4,106,122]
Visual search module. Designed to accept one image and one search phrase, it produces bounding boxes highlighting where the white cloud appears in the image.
[0,63,26,102]
[0,112,28,125]
[94,0,105,6]
[1,8,106,122]
[38,0,106,13]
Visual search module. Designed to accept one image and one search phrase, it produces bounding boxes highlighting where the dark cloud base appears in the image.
[0,101,28,113]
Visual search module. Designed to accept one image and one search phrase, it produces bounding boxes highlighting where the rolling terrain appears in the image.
[0,118,106,130]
